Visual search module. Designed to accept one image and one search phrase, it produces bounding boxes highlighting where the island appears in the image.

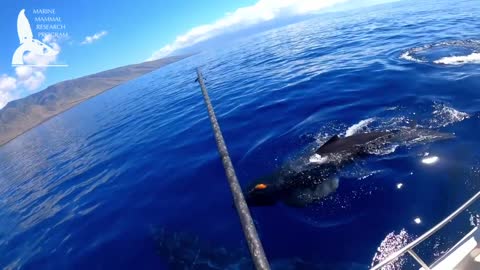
[0,55,191,146]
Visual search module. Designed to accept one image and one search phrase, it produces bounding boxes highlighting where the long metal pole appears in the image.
[196,68,270,270]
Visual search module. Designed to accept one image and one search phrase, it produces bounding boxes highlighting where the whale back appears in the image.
[315,131,389,155]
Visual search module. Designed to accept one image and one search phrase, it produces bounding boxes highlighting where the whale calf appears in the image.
[244,128,454,207]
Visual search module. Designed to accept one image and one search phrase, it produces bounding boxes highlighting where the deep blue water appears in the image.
[2,0,480,269]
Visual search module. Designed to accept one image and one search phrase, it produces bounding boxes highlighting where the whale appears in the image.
[244,128,455,207]
[153,227,367,269]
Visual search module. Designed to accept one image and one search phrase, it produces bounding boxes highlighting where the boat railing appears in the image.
[371,191,480,270]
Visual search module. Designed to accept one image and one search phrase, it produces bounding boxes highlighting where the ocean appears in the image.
[1,0,480,269]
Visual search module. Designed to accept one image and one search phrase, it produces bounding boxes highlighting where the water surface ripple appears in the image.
[1,0,480,269]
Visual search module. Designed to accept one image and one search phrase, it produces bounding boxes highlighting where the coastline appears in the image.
[0,54,192,148]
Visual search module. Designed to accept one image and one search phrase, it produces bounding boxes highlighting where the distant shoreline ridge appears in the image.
[0,55,191,147]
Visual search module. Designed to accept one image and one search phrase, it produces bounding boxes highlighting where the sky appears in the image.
[0,0,397,109]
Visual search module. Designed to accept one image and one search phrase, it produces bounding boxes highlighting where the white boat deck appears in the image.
[370,191,480,270]
[425,226,480,270]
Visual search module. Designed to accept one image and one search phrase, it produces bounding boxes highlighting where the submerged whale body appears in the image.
[153,228,368,269]
[244,128,454,207]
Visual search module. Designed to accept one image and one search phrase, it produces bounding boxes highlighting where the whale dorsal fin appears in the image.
[17,9,33,44]
[324,135,340,145]
[315,135,340,154]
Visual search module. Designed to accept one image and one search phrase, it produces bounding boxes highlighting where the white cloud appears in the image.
[19,70,46,91]
[0,34,61,109]
[81,30,108,45]
[148,0,349,60]
[17,35,60,91]
[0,75,17,91]
[15,66,33,80]
[0,75,17,109]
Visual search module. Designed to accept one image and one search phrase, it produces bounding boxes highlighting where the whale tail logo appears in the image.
[12,9,58,66]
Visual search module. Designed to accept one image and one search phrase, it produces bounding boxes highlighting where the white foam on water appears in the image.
[308,153,329,164]
[357,170,382,180]
[378,116,409,131]
[409,135,440,144]
[434,52,480,65]
[469,213,480,227]
[384,106,399,111]
[431,103,469,127]
[366,144,399,156]
[371,229,414,270]
[345,118,375,137]
[400,51,425,63]
[400,40,480,65]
